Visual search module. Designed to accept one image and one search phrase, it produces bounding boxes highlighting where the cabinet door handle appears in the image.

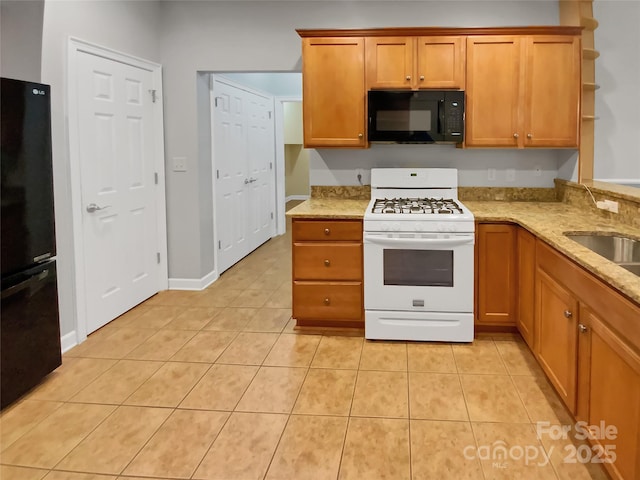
[324,228,330,235]
[405,75,411,81]
[564,310,573,318]
[419,75,425,81]
[527,133,533,139]
[358,133,363,138]
[324,298,330,305]
[513,133,519,139]
[578,324,588,333]
[324,259,330,267]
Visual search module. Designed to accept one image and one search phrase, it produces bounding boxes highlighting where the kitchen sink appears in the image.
[565,233,640,276]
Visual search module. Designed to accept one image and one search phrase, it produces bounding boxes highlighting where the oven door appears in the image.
[363,232,474,312]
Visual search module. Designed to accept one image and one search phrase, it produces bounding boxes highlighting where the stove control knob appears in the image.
[381,223,390,232]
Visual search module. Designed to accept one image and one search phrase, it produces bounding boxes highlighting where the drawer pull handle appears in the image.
[564,310,573,319]
[324,228,330,235]
[324,298,330,306]
[578,324,588,333]
[324,259,330,267]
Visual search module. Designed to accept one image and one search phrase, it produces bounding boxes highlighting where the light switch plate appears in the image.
[173,156,187,172]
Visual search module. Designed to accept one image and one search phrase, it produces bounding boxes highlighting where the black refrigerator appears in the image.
[1,77,62,409]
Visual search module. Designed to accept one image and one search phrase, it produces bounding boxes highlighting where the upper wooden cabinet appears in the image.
[301,37,366,148]
[365,36,465,90]
[524,36,581,147]
[298,27,582,149]
[466,34,581,148]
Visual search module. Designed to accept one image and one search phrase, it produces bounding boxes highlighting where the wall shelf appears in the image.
[583,82,600,91]
[580,17,599,31]
[583,49,600,60]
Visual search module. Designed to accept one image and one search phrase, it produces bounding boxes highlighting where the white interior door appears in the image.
[213,78,275,274]
[246,94,275,252]
[77,50,160,334]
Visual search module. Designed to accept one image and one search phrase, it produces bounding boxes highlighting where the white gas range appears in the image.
[363,168,475,342]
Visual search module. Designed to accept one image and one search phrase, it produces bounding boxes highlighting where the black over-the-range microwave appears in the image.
[368,90,465,144]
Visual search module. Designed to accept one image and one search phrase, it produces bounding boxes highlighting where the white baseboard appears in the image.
[60,331,78,353]
[285,194,309,203]
[169,269,218,291]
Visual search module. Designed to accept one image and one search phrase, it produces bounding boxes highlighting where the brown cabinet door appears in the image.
[302,37,366,147]
[476,223,517,325]
[293,243,362,281]
[523,36,580,147]
[292,219,362,242]
[465,36,522,147]
[583,307,640,480]
[416,36,465,89]
[535,268,578,413]
[365,37,414,89]
[293,282,363,323]
[516,227,536,347]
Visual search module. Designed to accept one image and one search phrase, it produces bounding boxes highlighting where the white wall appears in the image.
[0,0,44,82]
[159,0,560,284]
[593,0,640,183]
[41,0,162,337]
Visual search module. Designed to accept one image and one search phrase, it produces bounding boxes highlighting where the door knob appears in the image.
[86,203,111,213]
[420,75,425,81]
[324,259,330,267]
[527,133,533,139]
[405,75,411,81]
[324,228,330,235]
[324,298,330,305]
[358,133,363,138]
[564,310,573,318]
[578,324,588,333]
[513,133,519,139]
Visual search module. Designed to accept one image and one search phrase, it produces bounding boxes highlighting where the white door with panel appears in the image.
[77,51,160,334]
[213,79,275,274]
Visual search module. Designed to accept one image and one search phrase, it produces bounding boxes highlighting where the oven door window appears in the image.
[383,249,453,287]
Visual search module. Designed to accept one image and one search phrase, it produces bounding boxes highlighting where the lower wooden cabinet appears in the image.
[292,218,363,327]
[535,267,579,413]
[581,307,640,480]
[475,223,517,327]
[535,239,640,480]
[516,227,536,347]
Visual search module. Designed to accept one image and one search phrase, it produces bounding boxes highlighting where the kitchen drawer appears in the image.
[292,220,362,242]
[293,243,362,280]
[293,281,363,321]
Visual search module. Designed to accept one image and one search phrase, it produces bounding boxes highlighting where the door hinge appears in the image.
[269,162,273,170]
[270,212,274,219]
[216,170,219,179]
[268,111,272,119]
[218,240,221,250]
[156,252,160,264]
[149,89,157,103]
[154,172,158,185]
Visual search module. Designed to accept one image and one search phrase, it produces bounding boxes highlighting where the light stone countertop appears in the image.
[287,198,640,305]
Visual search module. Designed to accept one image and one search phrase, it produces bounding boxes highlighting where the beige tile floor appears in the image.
[0,206,609,480]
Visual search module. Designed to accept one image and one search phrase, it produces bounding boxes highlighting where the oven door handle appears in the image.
[364,235,474,247]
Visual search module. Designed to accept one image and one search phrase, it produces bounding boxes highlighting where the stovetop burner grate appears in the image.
[371,197,464,215]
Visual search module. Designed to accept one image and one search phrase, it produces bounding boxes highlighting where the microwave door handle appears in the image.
[438,99,446,135]
[364,236,473,247]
